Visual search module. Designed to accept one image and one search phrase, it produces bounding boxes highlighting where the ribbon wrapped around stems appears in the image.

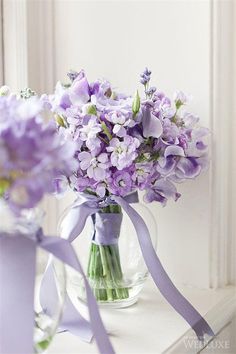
[58,192,214,341]
[0,229,115,354]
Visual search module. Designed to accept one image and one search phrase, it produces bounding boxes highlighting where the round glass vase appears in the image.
[0,200,66,353]
[60,196,157,308]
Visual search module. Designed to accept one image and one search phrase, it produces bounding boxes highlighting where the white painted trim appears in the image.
[26,0,55,93]
[209,0,235,288]
[25,0,58,234]
[0,0,4,85]
[163,287,236,354]
[3,0,29,90]
[2,0,57,234]
[229,0,236,286]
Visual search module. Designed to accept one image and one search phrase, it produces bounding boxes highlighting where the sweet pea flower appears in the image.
[69,70,90,105]
[142,106,163,139]
[144,179,180,205]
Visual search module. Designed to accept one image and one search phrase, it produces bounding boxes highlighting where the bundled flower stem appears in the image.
[87,205,129,301]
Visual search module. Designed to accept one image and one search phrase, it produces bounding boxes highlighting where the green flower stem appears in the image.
[87,205,129,302]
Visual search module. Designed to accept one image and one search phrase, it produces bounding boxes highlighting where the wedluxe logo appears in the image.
[183,336,231,351]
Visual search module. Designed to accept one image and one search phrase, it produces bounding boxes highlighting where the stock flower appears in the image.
[78,151,109,181]
[78,116,102,151]
[106,111,134,137]
[107,136,140,170]
[109,171,133,196]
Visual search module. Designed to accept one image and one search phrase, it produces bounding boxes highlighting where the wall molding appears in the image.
[209,0,235,287]
[2,0,57,234]
[3,0,29,90]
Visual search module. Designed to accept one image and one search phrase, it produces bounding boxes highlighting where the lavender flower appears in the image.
[140,68,152,85]
[67,70,80,82]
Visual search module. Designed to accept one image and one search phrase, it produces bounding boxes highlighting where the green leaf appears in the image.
[132,90,140,117]
[101,122,112,140]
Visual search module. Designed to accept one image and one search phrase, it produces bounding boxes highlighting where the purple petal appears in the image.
[176,157,201,178]
[70,76,90,104]
[142,107,163,139]
[164,145,185,158]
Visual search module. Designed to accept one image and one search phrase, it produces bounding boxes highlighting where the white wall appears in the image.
[53,0,212,288]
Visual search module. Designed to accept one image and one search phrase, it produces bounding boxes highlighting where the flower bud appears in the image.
[0,86,10,96]
[132,90,140,117]
[86,104,97,116]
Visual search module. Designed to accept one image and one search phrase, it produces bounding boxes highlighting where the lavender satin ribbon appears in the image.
[59,192,214,340]
[0,230,115,354]
[92,213,123,245]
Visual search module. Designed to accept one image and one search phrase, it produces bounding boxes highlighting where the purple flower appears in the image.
[78,151,109,181]
[142,106,163,139]
[69,70,90,104]
[78,116,102,151]
[132,162,154,189]
[144,179,180,205]
[106,110,134,137]
[140,68,152,85]
[171,157,202,181]
[107,136,140,170]
[108,170,133,196]
[67,70,80,82]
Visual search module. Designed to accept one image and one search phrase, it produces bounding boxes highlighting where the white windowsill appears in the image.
[49,280,236,354]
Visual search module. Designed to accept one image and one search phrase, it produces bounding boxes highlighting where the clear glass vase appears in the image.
[0,200,66,353]
[60,196,157,308]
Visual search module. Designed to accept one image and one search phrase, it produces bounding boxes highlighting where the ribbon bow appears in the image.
[0,229,115,354]
[56,192,214,341]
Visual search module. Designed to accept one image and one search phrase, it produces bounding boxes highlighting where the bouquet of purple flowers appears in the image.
[48,68,209,302]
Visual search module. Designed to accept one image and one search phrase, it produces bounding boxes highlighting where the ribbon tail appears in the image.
[40,261,93,342]
[40,236,115,354]
[59,294,93,342]
[0,235,36,354]
[113,196,215,340]
[61,202,98,242]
